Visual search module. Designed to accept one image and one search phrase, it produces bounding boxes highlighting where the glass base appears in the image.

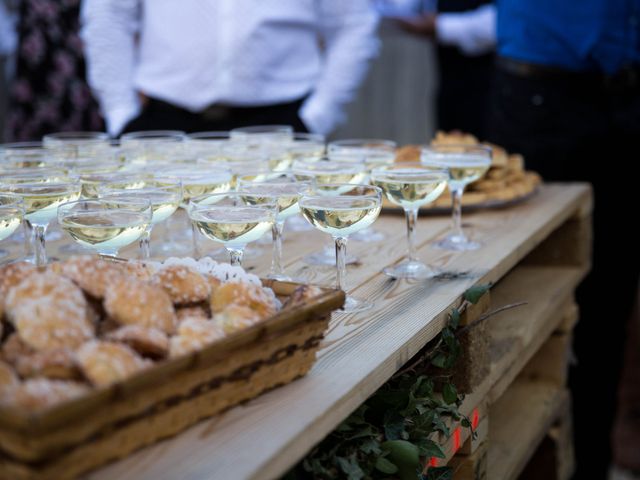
[433,233,482,251]
[383,260,440,279]
[350,227,386,243]
[206,245,263,263]
[337,295,374,313]
[303,249,358,266]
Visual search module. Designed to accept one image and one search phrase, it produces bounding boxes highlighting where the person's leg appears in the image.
[487,69,634,478]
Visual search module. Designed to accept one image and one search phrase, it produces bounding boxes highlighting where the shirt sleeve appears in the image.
[0,2,17,57]
[80,0,141,136]
[436,4,496,57]
[299,1,381,135]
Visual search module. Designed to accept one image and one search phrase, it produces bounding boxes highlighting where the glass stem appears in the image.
[405,207,419,262]
[451,185,465,239]
[270,221,285,276]
[334,236,348,292]
[139,228,151,259]
[22,219,32,257]
[227,246,244,266]
[191,222,201,258]
[32,224,47,267]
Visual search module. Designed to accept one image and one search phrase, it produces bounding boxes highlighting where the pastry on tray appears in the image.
[0,255,299,412]
[393,131,542,210]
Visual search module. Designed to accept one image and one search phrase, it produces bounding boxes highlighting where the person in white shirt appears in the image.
[80,0,381,137]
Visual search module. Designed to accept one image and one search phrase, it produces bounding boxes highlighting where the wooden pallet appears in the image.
[432,196,590,479]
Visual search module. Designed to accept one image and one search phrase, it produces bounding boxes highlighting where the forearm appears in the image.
[80,0,140,135]
[300,3,380,135]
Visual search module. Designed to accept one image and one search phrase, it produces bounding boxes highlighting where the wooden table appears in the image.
[27,183,590,480]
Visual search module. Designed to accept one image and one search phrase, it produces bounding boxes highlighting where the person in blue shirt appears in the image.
[487,1,640,478]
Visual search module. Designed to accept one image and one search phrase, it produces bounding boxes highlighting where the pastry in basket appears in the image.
[169,317,226,358]
[52,255,124,299]
[176,305,211,324]
[15,348,81,380]
[210,282,278,320]
[0,378,89,412]
[77,340,151,387]
[150,264,211,305]
[1,334,32,366]
[0,361,18,393]
[104,278,176,334]
[105,325,169,359]
[0,262,37,314]
[282,285,324,309]
[213,305,261,335]
[5,272,95,351]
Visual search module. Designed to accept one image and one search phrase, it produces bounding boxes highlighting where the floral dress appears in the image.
[5,0,104,141]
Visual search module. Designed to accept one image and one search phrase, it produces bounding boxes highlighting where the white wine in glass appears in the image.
[299,184,382,313]
[371,163,448,278]
[0,195,23,259]
[189,192,276,266]
[0,173,81,266]
[238,173,307,280]
[421,144,492,251]
[58,198,152,257]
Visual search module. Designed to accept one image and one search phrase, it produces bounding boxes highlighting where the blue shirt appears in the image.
[497,0,640,74]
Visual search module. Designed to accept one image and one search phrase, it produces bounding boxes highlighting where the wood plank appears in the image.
[487,381,567,480]
[82,184,590,480]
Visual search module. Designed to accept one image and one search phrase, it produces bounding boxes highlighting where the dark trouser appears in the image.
[437,48,494,139]
[487,62,640,479]
[122,96,309,134]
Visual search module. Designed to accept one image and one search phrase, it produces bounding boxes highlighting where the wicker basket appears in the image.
[0,280,344,480]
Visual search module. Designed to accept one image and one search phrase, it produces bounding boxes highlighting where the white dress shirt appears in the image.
[80,0,380,136]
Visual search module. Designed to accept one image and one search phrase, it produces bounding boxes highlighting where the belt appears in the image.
[147,96,306,122]
[496,57,640,91]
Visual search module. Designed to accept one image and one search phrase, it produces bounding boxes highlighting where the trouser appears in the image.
[122,96,309,134]
[487,61,640,479]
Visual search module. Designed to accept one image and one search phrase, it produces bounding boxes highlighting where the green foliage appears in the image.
[288,284,489,479]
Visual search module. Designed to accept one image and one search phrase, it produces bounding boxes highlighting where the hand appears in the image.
[137,91,149,107]
[396,14,437,38]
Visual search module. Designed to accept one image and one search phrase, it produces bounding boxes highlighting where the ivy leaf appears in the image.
[431,353,447,369]
[360,437,382,455]
[463,284,490,304]
[443,383,457,405]
[415,438,446,459]
[449,308,460,329]
[347,426,375,441]
[425,466,453,480]
[461,417,471,429]
[336,456,365,480]
[375,456,398,474]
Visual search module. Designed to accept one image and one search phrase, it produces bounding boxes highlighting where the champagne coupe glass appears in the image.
[43,131,110,160]
[0,172,81,266]
[159,165,233,256]
[58,198,152,258]
[285,133,326,232]
[97,180,182,259]
[187,131,230,163]
[371,163,448,278]
[188,192,276,267]
[299,184,382,312]
[229,125,294,146]
[120,130,186,166]
[237,172,309,280]
[420,144,492,251]
[0,142,55,169]
[0,194,24,259]
[328,139,397,243]
[292,158,368,265]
